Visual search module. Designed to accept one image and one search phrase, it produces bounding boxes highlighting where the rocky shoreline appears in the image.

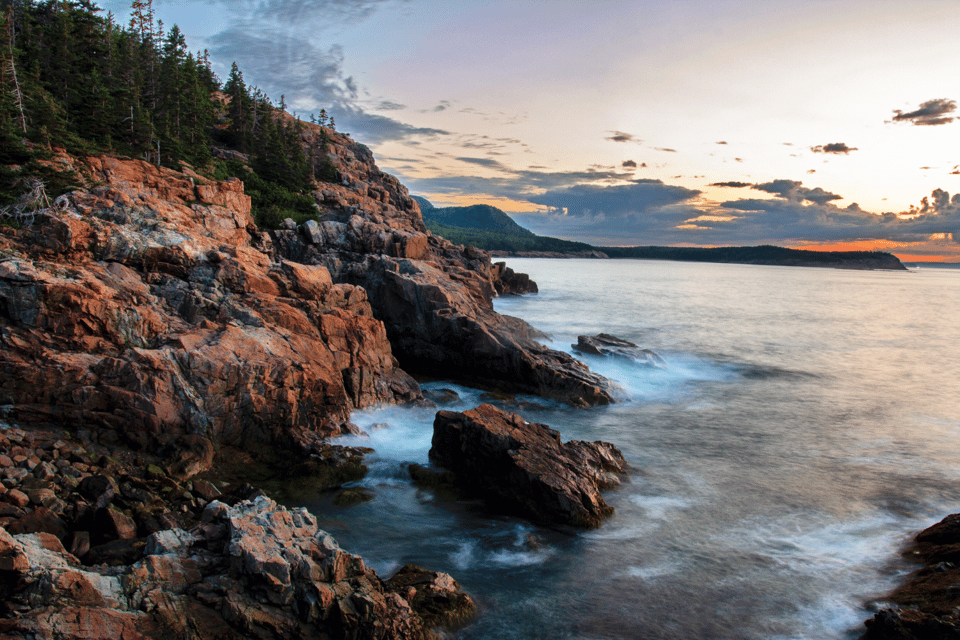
[0,123,626,638]
[0,126,939,639]
[0,420,475,639]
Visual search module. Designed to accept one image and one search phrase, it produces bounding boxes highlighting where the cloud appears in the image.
[455,157,511,170]
[752,179,842,205]
[716,141,728,145]
[605,131,640,143]
[375,100,406,111]
[892,98,957,126]
[526,180,700,218]
[195,1,449,145]
[811,142,858,154]
[433,100,452,112]
[622,160,637,168]
[654,147,677,153]
[333,105,448,143]
[709,181,751,188]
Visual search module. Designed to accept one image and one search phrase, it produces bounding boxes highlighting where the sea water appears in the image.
[300,259,960,639]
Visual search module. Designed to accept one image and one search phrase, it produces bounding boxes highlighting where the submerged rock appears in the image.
[387,564,476,630]
[573,333,666,367]
[427,404,627,528]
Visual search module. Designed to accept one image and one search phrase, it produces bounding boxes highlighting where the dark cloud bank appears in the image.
[892,99,957,126]
[412,162,960,248]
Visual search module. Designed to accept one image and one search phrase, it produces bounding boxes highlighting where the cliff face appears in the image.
[274,129,619,406]
[0,153,420,463]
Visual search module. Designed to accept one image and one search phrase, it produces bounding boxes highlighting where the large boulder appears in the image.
[427,404,627,527]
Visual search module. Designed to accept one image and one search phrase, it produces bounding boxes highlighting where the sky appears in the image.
[104,0,960,261]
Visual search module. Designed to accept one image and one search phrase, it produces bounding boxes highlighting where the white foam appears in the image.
[451,540,476,570]
[629,495,695,520]
[624,560,682,581]
[487,547,554,567]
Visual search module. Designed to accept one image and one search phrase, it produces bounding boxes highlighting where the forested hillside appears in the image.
[0,0,334,226]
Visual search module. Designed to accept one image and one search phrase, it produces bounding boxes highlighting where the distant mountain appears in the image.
[413,196,602,255]
[416,198,534,237]
[602,245,907,270]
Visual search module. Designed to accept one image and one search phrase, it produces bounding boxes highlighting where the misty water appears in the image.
[300,258,960,639]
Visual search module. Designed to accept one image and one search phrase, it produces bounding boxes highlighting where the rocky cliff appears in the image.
[271,129,619,407]
[0,152,420,463]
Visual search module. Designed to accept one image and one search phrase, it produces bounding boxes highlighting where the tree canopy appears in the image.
[0,0,338,227]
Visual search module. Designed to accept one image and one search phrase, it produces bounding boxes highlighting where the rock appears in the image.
[67,531,91,559]
[8,506,69,540]
[190,479,221,501]
[0,527,29,573]
[144,528,196,556]
[77,475,116,509]
[573,333,666,367]
[0,154,421,459]
[90,507,137,544]
[859,513,960,638]
[332,487,374,507]
[387,564,476,629]
[5,488,29,508]
[300,219,324,244]
[265,136,617,406]
[916,513,960,546]
[429,404,627,527]
[422,388,462,406]
[491,261,539,295]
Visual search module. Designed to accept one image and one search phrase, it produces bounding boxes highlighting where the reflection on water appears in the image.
[299,260,960,640]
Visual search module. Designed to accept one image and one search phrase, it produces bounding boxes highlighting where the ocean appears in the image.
[301,258,960,639]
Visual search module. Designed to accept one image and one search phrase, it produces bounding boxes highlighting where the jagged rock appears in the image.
[387,564,476,630]
[573,333,666,367]
[491,261,538,295]
[266,132,617,406]
[0,155,420,467]
[0,494,471,639]
[428,404,627,527]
